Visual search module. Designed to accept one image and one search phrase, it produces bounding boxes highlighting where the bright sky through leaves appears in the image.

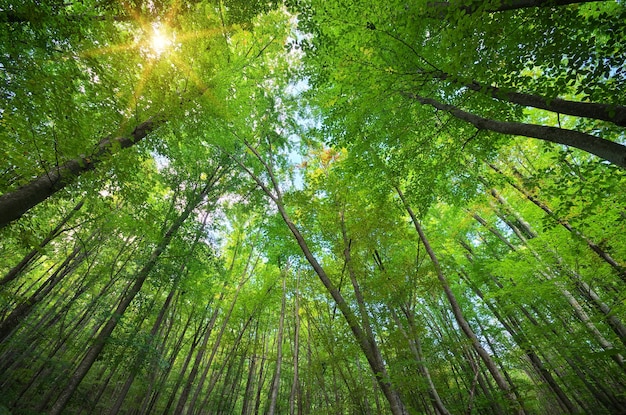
[150,24,171,57]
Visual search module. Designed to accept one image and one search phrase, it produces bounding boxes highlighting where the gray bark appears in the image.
[410,95,626,168]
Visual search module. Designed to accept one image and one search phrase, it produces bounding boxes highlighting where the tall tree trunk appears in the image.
[268,272,287,415]
[488,201,626,367]
[459,267,579,414]
[409,94,626,168]
[173,295,224,415]
[488,166,626,281]
[493,199,626,347]
[47,171,224,415]
[0,237,92,343]
[106,226,208,415]
[289,274,301,415]
[395,186,525,414]
[253,331,269,415]
[391,306,452,415]
[198,313,256,411]
[159,306,209,415]
[1,199,84,286]
[187,276,249,415]
[242,321,260,415]
[106,281,178,415]
[236,143,408,415]
[0,118,159,228]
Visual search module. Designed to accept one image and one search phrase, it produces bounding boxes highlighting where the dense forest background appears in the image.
[1,0,625,414]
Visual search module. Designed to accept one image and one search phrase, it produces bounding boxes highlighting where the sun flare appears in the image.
[150,25,171,56]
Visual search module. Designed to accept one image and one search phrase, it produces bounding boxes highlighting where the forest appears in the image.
[1,0,625,414]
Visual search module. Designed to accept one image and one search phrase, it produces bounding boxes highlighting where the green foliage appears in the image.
[1,1,626,415]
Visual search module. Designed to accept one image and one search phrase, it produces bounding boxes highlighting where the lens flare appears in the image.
[150,25,171,56]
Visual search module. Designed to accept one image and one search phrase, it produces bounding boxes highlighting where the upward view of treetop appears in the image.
[1,0,625,414]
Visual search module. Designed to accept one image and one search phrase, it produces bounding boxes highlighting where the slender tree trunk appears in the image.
[460,268,579,413]
[268,273,287,415]
[495,201,626,347]
[0,239,91,343]
[395,186,525,414]
[187,277,249,414]
[47,173,223,415]
[137,291,187,415]
[253,331,269,415]
[392,306,452,415]
[490,201,626,368]
[489,166,626,281]
[242,321,260,415]
[198,314,256,411]
[289,274,301,415]
[107,282,177,415]
[472,212,517,250]
[236,143,408,415]
[174,296,223,415]
[159,306,208,415]
[1,199,84,286]
[339,209,409,412]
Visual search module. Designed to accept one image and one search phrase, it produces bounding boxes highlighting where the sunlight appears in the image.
[150,24,171,57]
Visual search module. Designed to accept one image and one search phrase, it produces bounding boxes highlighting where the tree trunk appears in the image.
[107,283,177,415]
[392,306,452,415]
[241,321,260,415]
[0,118,159,228]
[268,273,287,415]
[460,267,579,414]
[1,199,84,286]
[173,296,223,415]
[159,306,208,415]
[488,168,626,281]
[187,277,248,414]
[237,143,408,415]
[253,331,269,415]
[289,274,300,415]
[491,199,626,367]
[47,174,222,415]
[395,186,525,414]
[409,94,626,168]
[0,239,91,343]
[428,70,626,126]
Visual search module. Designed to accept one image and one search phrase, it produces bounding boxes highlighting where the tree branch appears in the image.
[429,70,626,126]
[408,94,626,168]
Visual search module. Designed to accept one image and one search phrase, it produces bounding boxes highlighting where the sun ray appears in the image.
[72,5,235,129]
[120,59,156,125]
[175,27,224,44]
[170,55,209,94]
[79,42,138,58]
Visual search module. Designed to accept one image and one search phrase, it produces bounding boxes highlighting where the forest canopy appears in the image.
[1,0,625,414]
